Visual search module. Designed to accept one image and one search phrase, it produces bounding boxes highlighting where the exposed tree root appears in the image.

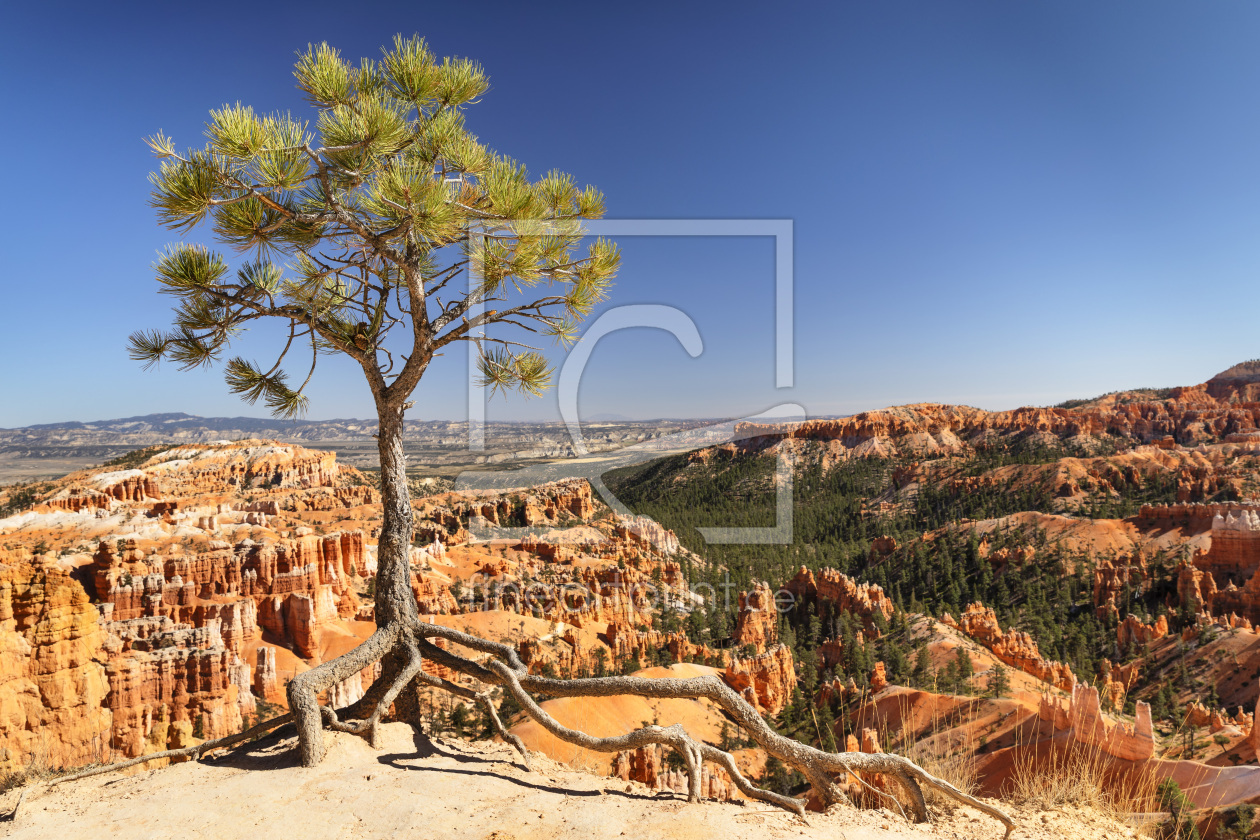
[321,633,423,749]
[413,672,532,770]
[47,711,295,787]
[410,621,1014,838]
[315,652,532,770]
[31,614,1013,839]
[288,624,400,765]
[488,658,803,814]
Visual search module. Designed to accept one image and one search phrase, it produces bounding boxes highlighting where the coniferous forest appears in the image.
[604,439,1186,706]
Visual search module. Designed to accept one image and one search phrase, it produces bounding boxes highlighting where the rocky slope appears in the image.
[712,365,1260,520]
[735,364,1260,457]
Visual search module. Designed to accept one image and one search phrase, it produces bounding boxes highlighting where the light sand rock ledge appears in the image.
[2,723,1139,840]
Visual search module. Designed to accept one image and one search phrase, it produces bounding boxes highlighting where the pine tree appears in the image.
[911,645,932,687]
[987,662,1010,698]
[886,641,909,685]
[130,35,618,767]
[956,647,974,683]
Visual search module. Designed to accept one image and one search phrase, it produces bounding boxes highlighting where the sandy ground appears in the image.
[0,724,1144,840]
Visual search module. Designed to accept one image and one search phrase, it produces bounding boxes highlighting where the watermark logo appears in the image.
[455,219,797,548]
[444,568,796,621]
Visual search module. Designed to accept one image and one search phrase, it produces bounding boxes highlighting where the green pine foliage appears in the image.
[131,35,619,418]
[100,444,178,470]
[987,662,1011,698]
[1157,778,1201,840]
[1218,804,1255,840]
[0,483,47,518]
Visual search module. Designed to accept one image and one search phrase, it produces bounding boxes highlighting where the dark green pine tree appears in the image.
[911,645,933,687]
[986,662,1011,698]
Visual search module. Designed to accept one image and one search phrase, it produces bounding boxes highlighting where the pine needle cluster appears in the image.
[131,35,619,415]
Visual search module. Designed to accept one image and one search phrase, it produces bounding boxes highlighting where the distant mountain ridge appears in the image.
[5,412,385,438]
[2,412,712,436]
[0,413,718,484]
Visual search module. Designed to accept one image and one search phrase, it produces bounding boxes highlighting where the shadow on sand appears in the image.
[375,729,679,804]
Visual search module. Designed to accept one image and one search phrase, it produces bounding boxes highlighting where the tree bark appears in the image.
[286,397,423,765]
[373,401,419,629]
[373,399,432,728]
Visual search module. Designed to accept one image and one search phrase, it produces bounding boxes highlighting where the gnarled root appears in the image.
[414,672,532,770]
[42,622,418,786]
[47,710,295,787]
[315,654,533,771]
[320,632,423,749]
[36,614,1013,839]
[489,658,803,813]
[414,622,1014,838]
[287,624,401,765]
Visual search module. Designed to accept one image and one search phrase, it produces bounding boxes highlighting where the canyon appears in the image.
[6,364,1260,836]
[0,440,803,777]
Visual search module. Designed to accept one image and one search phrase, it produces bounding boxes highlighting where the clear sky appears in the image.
[3,1,1259,427]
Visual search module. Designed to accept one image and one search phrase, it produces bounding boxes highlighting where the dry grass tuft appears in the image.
[900,737,977,813]
[1006,738,1160,832]
[0,742,53,796]
[882,714,978,815]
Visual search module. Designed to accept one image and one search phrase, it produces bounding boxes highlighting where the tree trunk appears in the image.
[371,400,426,728]
[287,398,422,765]
[373,401,419,628]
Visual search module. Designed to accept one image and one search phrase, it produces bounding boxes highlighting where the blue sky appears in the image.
[2,1,1259,426]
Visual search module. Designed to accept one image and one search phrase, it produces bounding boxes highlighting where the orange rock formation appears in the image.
[0,560,112,773]
[734,371,1260,457]
[954,602,1076,691]
[784,566,894,635]
[1117,613,1169,648]
[1038,682,1155,761]
[732,582,779,650]
[723,644,797,715]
